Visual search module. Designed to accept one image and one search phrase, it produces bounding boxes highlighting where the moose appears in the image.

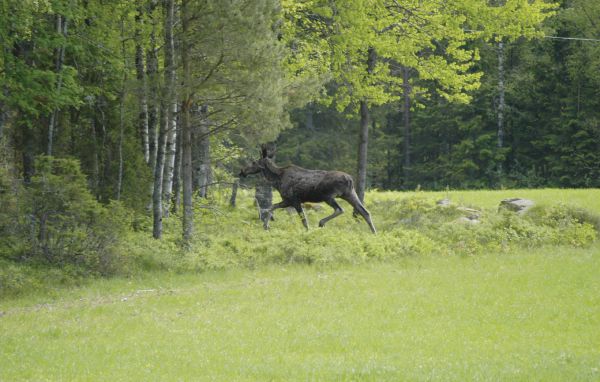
[239,147,376,234]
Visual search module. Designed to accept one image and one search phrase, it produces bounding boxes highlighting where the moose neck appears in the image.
[261,159,284,187]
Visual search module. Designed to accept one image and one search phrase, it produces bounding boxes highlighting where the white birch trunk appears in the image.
[181,0,194,245]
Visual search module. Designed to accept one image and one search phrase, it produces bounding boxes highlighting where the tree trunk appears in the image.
[194,105,211,198]
[497,41,505,176]
[305,103,314,130]
[117,90,124,200]
[161,0,177,217]
[162,103,177,216]
[356,99,369,202]
[229,179,239,207]
[181,0,194,246]
[48,14,68,156]
[22,125,35,183]
[152,103,167,238]
[90,117,100,196]
[117,20,127,201]
[402,66,411,187]
[171,111,182,214]
[147,28,159,176]
[135,7,149,164]
[152,0,176,238]
[146,21,159,211]
[356,47,376,202]
[255,182,273,222]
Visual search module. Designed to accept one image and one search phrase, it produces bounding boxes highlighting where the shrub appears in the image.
[4,156,128,276]
[0,166,24,260]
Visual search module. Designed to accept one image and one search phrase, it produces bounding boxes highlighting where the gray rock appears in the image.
[436,198,452,207]
[454,216,481,224]
[499,198,535,215]
[457,206,481,220]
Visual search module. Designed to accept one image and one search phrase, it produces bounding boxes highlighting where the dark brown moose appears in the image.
[240,148,376,233]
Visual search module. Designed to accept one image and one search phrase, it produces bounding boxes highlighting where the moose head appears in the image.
[239,144,275,178]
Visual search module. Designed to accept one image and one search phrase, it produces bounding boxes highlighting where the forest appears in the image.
[1,0,599,267]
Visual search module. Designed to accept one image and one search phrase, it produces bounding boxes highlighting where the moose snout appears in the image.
[239,169,246,178]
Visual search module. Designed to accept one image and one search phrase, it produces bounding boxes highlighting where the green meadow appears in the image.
[1,189,600,380]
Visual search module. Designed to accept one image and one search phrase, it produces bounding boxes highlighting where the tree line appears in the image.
[4,0,593,248]
[278,0,600,190]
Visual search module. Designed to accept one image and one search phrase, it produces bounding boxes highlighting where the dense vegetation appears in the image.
[2,187,599,297]
[1,0,599,291]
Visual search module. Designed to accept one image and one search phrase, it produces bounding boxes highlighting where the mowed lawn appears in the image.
[1,245,599,381]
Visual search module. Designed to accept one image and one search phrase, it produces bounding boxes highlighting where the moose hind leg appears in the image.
[343,192,376,234]
[319,199,344,228]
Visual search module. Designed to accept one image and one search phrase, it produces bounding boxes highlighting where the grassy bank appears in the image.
[1,245,599,381]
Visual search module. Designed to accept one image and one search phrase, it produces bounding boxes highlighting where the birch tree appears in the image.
[152,0,176,239]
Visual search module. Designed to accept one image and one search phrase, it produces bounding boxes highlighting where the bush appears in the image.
[0,166,25,260]
[1,156,128,276]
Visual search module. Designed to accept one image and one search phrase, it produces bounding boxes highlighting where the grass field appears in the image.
[1,189,600,380]
[1,246,599,381]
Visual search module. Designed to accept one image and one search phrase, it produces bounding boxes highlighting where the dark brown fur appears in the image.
[240,149,376,233]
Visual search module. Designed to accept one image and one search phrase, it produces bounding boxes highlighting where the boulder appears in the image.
[436,198,452,207]
[454,216,481,225]
[438,198,482,223]
[457,206,481,220]
[499,198,535,215]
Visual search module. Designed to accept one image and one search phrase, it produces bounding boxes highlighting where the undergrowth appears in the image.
[118,190,599,273]
[2,188,599,298]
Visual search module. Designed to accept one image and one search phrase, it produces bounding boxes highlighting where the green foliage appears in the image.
[0,166,24,259]
[1,156,128,278]
[184,0,307,146]
[0,0,84,118]
[0,258,87,298]
[281,0,553,113]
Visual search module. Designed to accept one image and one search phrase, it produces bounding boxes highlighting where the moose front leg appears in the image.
[294,204,309,230]
[263,201,290,230]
